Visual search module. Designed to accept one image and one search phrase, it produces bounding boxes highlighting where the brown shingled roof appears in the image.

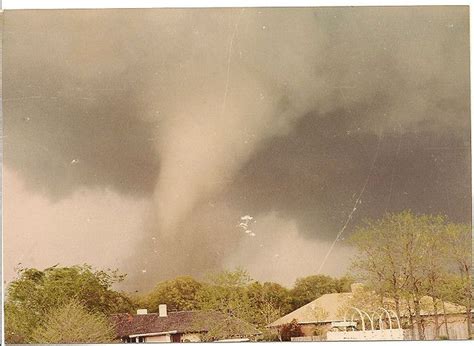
[110,311,261,339]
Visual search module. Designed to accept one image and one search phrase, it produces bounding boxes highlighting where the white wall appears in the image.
[145,334,172,343]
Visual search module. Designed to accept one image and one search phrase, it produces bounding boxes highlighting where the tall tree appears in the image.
[142,276,203,312]
[290,274,345,309]
[247,281,292,328]
[197,269,253,321]
[443,223,472,337]
[421,216,451,339]
[349,213,412,318]
[348,211,467,340]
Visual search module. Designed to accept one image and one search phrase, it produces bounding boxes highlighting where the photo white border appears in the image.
[0,1,472,346]
[1,0,472,9]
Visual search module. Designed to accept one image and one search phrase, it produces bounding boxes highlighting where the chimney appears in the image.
[137,309,148,315]
[159,304,168,317]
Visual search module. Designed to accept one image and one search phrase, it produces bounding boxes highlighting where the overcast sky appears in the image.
[3,6,470,291]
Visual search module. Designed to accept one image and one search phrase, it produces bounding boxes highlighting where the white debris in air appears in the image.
[238,215,257,237]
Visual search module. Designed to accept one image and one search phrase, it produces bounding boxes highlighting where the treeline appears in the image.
[134,269,352,330]
[4,263,350,343]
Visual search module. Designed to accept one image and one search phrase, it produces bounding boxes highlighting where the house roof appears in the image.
[268,291,466,327]
[110,311,261,338]
[269,293,353,327]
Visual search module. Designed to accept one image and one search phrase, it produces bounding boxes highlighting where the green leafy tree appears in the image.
[5,264,133,343]
[198,315,259,342]
[142,276,203,312]
[5,301,36,344]
[206,268,252,287]
[419,218,455,339]
[247,281,292,328]
[350,212,437,339]
[339,284,386,323]
[443,223,472,337]
[336,275,355,292]
[290,274,345,309]
[197,268,253,321]
[30,300,116,343]
[349,213,410,318]
[349,211,472,340]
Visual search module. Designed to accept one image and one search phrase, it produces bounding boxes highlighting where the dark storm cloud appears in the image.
[4,7,469,199]
[4,7,470,288]
[227,111,470,242]
[3,10,162,199]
